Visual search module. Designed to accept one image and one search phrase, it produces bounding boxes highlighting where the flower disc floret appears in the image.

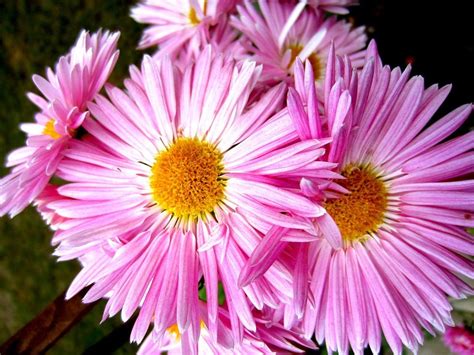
[150,137,225,219]
[325,164,388,244]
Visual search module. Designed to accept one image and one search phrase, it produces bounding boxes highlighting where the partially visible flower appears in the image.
[444,325,474,355]
[138,303,316,354]
[0,30,120,217]
[45,47,329,348]
[172,17,245,71]
[292,40,474,354]
[34,184,66,231]
[131,0,238,57]
[307,0,358,15]
[231,0,366,86]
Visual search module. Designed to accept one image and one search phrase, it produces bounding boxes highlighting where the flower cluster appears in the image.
[2,1,473,354]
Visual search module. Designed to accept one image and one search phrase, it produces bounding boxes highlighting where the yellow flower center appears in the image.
[286,43,322,81]
[167,320,207,341]
[188,1,207,25]
[150,137,226,220]
[325,165,388,244]
[167,324,181,340]
[188,7,200,25]
[42,119,61,139]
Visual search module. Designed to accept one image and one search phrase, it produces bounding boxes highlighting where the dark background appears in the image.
[352,0,473,131]
[0,0,472,353]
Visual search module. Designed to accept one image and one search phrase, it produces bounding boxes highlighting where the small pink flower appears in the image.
[138,303,316,354]
[307,0,358,15]
[171,17,245,72]
[0,30,119,217]
[231,0,366,86]
[131,0,238,57]
[444,326,474,355]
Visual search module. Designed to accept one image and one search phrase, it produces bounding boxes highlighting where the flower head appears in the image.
[291,41,474,354]
[131,0,238,57]
[444,325,474,355]
[231,0,366,86]
[138,303,316,354]
[0,30,119,217]
[307,0,358,15]
[46,47,328,346]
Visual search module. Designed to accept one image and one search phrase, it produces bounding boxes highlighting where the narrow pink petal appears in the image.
[177,231,197,333]
[154,229,181,332]
[197,225,220,339]
[226,190,314,230]
[142,55,174,143]
[392,104,472,166]
[402,131,474,173]
[228,179,324,218]
[218,245,256,333]
[293,243,309,318]
[66,255,110,299]
[400,191,474,207]
[122,233,168,322]
[315,213,343,249]
[238,226,288,287]
[287,87,311,140]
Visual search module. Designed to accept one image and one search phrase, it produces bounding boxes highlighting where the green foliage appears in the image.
[198,280,226,306]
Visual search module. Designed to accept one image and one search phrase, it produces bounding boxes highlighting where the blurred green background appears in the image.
[0,1,146,353]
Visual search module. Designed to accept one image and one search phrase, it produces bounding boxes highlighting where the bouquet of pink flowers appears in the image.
[1,1,472,354]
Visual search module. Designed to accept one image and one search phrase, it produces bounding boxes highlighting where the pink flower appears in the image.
[46,47,328,348]
[291,40,474,354]
[0,30,119,217]
[444,326,474,355]
[171,18,245,72]
[307,0,358,15]
[231,0,366,86]
[131,0,238,57]
[138,303,316,354]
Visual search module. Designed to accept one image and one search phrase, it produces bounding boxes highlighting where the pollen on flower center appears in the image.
[167,320,206,341]
[286,43,322,81]
[167,324,181,340]
[325,165,388,244]
[150,137,225,220]
[188,7,200,25]
[42,119,61,139]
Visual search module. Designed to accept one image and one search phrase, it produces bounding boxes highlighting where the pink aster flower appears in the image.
[0,30,119,217]
[46,47,328,347]
[131,0,238,57]
[307,0,358,15]
[138,303,315,354]
[444,325,474,355]
[231,0,366,86]
[289,40,474,354]
[173,18,245,72]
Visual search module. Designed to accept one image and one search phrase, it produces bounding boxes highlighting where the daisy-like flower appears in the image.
[290,41,474,354]
[0,30,120,217]
[306,0,358,15]
[443,325,474,355]
[131,0,237,57]
[46,47,328,347]
[231,0,366,86]
[138,303,316,354]
[173,18,245,72]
